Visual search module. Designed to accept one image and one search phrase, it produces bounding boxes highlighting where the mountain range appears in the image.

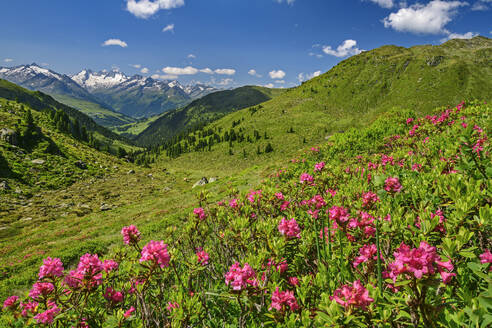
[0,64,218,125]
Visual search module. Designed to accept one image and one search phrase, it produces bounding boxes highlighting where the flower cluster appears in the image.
[331,280,374,310]
[278,218,301,238]
[121,225,141,245]
[270,287,299,312]
[38,257,64,279]
[140,240,170,269]
[384,177,402,193]
[329,206,350,225]
[196,249,209,265]
[193,207,207,220]
[225,262,257,291]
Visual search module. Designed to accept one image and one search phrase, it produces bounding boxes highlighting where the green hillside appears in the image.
[150,36,492,176]
[110,113,164,139]
[135,86,285,146]
[52,94,137,128]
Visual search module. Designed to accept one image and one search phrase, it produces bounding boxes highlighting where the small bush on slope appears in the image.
[1,101,490,327]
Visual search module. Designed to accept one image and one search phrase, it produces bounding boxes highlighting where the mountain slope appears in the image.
[135,86,285,146]
[151,36,492,175]
[72,70,218,118]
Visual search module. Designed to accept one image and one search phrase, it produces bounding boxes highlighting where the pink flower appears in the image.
[247,190,262,203]
[330,280,374,310]
[121,225,141,245]
[103,260,119,273]
[314,162,326,172]
[104,287,124,303]
[268,258,288,273]
[288,277,299,286]
[38,257,64,279]
[280,201,290,211]
[278,218,301,239]
[140,240,170,269]
[196,250,209,265]
[225,262,257,291]
[3,295,19,310]
[329,206,350,225]
[361,192,379,208]
[270,287,299,312]
[77,253,104,276]
[439,271,456,284]
[193,207,207,220]
[384,177,402,193]
[299,173,314,184]
[480,250,492,264]
[34,301,59,325]
[167,302,179,311]
[29,282,54,300]
[353,244,379,268]
[275,192,285,200]
[19,301,38,317]
[124,306,136,318]
[406,118,414,125]
[229,199,239,208]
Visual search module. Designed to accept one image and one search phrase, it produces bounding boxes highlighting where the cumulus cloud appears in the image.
[215,68,236,75]
[162,24,175,33]
[367,0,394,8]
[187,54,196,59]
[440,31,478,42]
[264,83,275,88]
[471,1,489,10]
[269,70,286,79]
[130,64,142,69]
[248,69,262,77]
[162,66,198,75]
[127,0,185,19]
[216,78,234,86]
[322,40,362,57]
[3,58,13,63]
[298,70,322,83]
[141,67,150,74]
[200,68,214,74]
[275,0,295,4]
[383,1,468,34]
[152,73,179,80]
[309,52,323,58]
[102,39,128,47]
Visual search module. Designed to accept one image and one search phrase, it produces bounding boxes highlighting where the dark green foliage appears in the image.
[265,142,274,153]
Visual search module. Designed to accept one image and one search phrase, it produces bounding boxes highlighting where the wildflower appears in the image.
[280,201,290,211]
[288,276,299,286]
[140,240,170,269]
[103,260,119,273]
[406,118,414,125]
[77,253,104,276]
[104,287,124,303]
[3,295,19,310]
[29,282,54,300]
[362,192,379,208]
[480,250,492,271]
[314,162,326,172]
[167,302,179,311]
[19,301,38,317]
[225,262,257,290]
[124,306,135,318]
[193,207,207,220]
[299,173,314,184]
[328,206,350,225]
[308,194,326,209]
[229,198,239,208]
[34,301,59,325]
[121,225,141,245]
[384,177,402,193]
[268,258,288,273]
[353,244,379,268]
[38,257,64,279]
[331,280,374,310]
[270,287,299,312]
[275,192,284,200]
[196,249,209,265]
[278,218,301,238]
[247,190,262,203]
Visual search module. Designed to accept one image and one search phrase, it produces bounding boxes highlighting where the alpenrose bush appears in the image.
[1,101,491,327]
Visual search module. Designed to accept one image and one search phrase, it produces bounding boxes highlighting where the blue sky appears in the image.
[0,0,490,88]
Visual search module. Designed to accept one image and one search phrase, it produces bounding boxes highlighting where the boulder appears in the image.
[127,169,135,174]
[192,177,208,188]
[0,181,10,190]
[31,159,45,165]
[0,128,18,146]
[209,177,218,183]
[100,203,112,211]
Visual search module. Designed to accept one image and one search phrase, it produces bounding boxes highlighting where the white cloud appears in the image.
[162,24,175,33]
[200,68,214,74]
[440,31,478,42]
[275,0,295,4]
[3,58,13,63]
[275,80,286,84]
[216,78,234,86]
[264,83,275,88]
[162,66,198,75]
[102,39,128,47]
[298,70,322,83]
[126,0,185,19]
[269,70,286,79]
[383,1,468,35]
[131,64,142,69]
[367,0,394,8]
[215,68,236,75]
[152,73,178,80]
[322,40,362,57]
[248,69,262,77]
[471,1,489,10]
[187,54,196,59]
[309,52,323,58]
[141,67,150,74]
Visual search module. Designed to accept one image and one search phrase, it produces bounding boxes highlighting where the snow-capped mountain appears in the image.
[0,63,99,103]
[71,69,218,118]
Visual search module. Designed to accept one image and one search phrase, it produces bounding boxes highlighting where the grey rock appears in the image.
[209,177,218,183]
[163,187,172,192]
[192,177,208,188]
[0,180,10,190]
[100,204,112,211]
[127,169,135,174]
[0,128,18,145]
[20,217,33,222]
[31,159,45,165]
